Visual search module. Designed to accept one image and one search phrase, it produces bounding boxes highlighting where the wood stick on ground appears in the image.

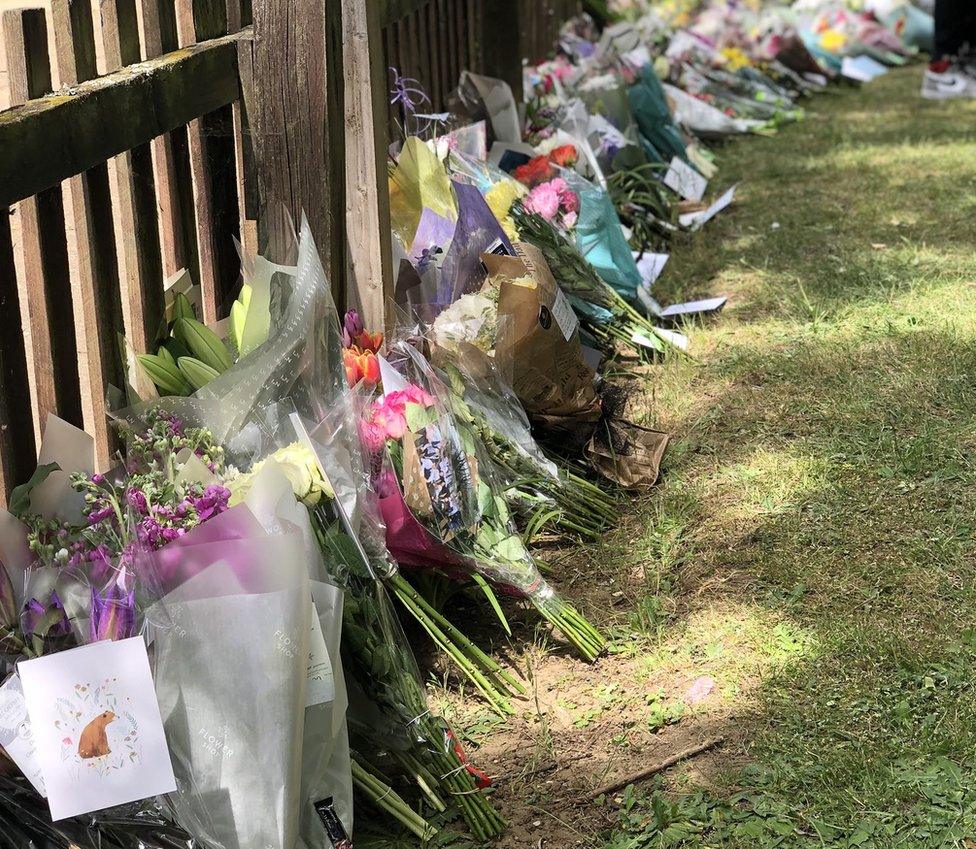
[584,736,725,800]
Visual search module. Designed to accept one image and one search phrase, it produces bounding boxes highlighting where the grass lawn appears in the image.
[599,65,976,848]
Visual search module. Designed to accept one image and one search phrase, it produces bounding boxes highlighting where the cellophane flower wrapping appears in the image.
[563,169,644,303]
[143,516,315,849]
[110,218,357,845]
[372,340,550,600]
[372,342,605,661]
[0,770,198,848]
[627,62,689,164]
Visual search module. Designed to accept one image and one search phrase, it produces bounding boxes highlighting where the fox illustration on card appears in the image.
[77,710,116,759]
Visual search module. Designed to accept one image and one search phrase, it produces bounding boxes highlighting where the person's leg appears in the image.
[923,0,976,98]
[934,0,967,59]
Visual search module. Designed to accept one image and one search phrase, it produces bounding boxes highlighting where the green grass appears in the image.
[602,66,976,848]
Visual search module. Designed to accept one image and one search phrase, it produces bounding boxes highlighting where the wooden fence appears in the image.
[0,0,581,506]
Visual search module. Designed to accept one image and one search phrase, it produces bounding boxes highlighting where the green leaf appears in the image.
[404,402,438,432]
[8,462,60,518]
[470,573,512,635]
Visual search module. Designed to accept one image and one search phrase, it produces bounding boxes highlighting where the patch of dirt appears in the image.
[440,646,748,848]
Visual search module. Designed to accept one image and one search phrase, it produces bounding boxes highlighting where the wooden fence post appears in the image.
[343,0,393,332]
[136,0,193,278]
[176,0,240,323]
[478,0,523,96]
[241,0,340,287]
[48,0,127,467]
[88,0,165,364]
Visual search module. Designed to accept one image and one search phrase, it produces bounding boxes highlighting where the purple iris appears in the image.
[23,591,72,639]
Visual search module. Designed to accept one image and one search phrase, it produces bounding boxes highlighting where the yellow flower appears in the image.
[721,47,751,71]
[486,180,526,222]
[820,29,847,53]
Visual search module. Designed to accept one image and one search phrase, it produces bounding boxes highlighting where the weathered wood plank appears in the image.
[0,208,36,505]
[242,0,335,277]
[49,0,125,467]
[94,0,165,356]
[136,0,192,277]
[343,0,393,332]
[176,0,237,322]
[4,8,82,446]
[227,0,257,257]
[379,0,429,27]
[478,0,522,95]
[0,30,246,208]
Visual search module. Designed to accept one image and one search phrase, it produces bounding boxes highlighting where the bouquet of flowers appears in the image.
[429,346,619,542]
[364,340,607,662]
[123,217,505,840]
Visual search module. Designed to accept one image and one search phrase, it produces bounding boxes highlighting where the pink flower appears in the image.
[555,180,580,214]
[400,384,436,407]
[523,181,562,221]
[62,737,71,745]
[362,383,435,449]
[371,404,407,440]
[358,419,386,454]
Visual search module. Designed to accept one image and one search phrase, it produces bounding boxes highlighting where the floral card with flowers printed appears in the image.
[18,636,176,820]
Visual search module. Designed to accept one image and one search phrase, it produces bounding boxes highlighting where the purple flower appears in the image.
[126,488,148,514]
[137,517,163,548]
[91,473,105,484]
[89,583,136,643]
[342,309,364,349]
[192,485,231,522]
[88,506,114,525]
[23,591,71,639]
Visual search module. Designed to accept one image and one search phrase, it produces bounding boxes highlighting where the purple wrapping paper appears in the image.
[438,181,515,307]
[143,505,268,597]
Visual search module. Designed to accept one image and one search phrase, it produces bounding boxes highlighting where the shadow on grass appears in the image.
[584,319,976,847]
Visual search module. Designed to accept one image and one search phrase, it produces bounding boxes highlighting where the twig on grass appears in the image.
[584,735,725,800]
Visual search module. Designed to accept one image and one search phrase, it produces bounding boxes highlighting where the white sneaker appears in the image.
[921,67,976,100]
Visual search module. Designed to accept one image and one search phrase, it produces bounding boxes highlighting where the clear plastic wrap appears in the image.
[368,339,606,661]
[0,772,198,849]
[428,342,617,542]
[144,527,314,849]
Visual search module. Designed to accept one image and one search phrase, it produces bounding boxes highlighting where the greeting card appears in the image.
[18,636,176,820]
[0,673,46,795]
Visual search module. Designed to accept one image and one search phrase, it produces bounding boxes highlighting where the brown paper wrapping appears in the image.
[482,243,601,441]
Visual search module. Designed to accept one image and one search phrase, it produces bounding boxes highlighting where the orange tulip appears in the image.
[343,346,380,388]
[354,329,384,354]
